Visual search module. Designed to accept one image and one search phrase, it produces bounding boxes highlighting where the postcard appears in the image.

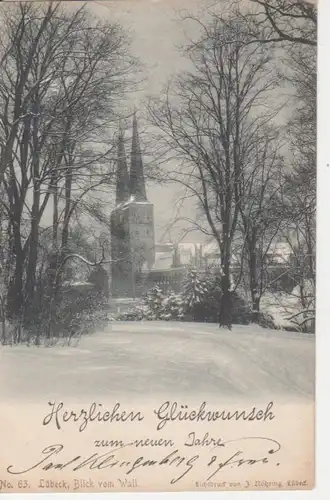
[0,0,316,494]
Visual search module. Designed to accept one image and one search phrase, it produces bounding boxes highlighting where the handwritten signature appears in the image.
[6,436,281,484]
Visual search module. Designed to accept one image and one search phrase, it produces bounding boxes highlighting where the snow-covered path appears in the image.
[0,322,314,402]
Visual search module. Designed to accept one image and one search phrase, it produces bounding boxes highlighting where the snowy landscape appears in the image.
[0,321,314,403]
[0,0,315,406]
[0,3,317,495]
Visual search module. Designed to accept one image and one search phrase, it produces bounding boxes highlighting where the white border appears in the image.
[315,0,330,496]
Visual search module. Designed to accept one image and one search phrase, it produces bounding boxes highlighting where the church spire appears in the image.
[130,110,147,201]
[115,126,130,205]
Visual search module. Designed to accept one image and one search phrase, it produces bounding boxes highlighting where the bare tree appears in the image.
[250,0,317,46]
[278,37,316,332]
[148,12,280,328]
[0,2,138,330]
[237,127,285,322]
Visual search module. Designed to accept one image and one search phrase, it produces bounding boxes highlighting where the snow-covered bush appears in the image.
[116,287,185,322]
[159,291,185,321]
[116,302,148,321]
[14,284,111,345]
[182,268,210,309]
[144,286,166,320]
[181,268,218,321]
[257,311,279,330]
[115,272,252,326]
[181,269,252,324]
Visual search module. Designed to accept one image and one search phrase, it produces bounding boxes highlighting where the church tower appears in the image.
[130,111,147,201]
[115,126,130,205]
[110,113,155,297]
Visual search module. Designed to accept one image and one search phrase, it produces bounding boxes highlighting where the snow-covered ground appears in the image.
[0,321,314,403]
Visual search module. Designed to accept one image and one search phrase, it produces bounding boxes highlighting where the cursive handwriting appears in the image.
[43,402,144,432]
[6,444,199,485]
[206,437,281,481]
[154,401,275,431]
[7,436,281,485]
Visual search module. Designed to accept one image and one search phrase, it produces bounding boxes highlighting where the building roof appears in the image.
[130,111,147,201]
[148,239,293,272]
[113,112,148,209]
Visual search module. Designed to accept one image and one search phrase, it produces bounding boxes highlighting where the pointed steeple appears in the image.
[115,126,130,205]
[130,110,147,201]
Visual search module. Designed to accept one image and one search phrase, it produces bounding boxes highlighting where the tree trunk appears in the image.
[52,175,59,250]
[25,195,40,314]
[7,251,24,320]
[249,238,260,323]
[218,259,232,329]
[25,109,41,321]
[61,150,74,253]
[251,295,260,323]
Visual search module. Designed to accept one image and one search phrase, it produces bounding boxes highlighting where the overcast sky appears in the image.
[87,0,212,244]
[37,0,286,245]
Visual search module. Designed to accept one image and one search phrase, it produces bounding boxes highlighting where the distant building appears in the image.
[110,114,294,298]
[110,113,155,297]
